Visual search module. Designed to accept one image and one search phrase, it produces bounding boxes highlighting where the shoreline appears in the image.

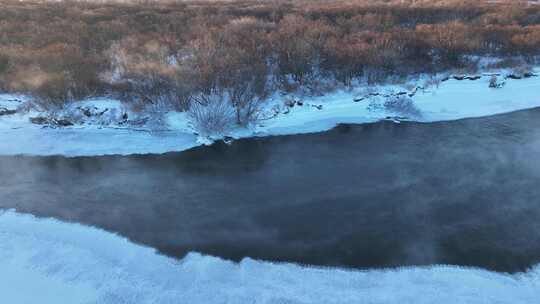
[1,68,539,157]
[1,209,539,303]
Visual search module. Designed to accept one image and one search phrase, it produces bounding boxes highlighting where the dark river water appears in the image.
[2,108,540,273]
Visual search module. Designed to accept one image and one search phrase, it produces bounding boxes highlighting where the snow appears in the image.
[0,94,25,111]
[253,72,540,136]
[0,127,199,156]
[0,97,199,156]
[1,68,540,156]
[74,97,124,110]
[0,209,539,304]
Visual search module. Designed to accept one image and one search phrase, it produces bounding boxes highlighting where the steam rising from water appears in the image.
[1,108,540,272]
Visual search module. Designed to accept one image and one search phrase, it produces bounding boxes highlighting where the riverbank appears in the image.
[1,68,539,156]
[1,210,538,304]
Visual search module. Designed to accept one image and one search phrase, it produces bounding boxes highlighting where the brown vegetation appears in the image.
[0,0,539,121]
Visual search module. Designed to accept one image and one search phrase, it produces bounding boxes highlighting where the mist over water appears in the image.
[2,108,540,272]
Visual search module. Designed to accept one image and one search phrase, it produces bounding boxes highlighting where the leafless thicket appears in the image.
[0,0,539,127]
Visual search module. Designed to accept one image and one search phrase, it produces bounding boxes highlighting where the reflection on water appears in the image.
[2,108,540,272]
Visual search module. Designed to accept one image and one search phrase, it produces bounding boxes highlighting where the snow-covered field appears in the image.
[1,69,540,156]
[1,209,539,304]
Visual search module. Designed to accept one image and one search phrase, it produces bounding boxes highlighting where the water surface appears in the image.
[2,108,540,272]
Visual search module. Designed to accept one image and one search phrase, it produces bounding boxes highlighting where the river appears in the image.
[2,108,540,273]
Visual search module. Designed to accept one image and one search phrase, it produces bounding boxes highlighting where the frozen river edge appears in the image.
[1,209,539,304]
[1,70,540,157]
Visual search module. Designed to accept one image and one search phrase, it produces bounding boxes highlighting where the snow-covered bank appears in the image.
[259,71,540,135]
[1,69,540,156]
[0,209,539,304]
[0,127,199,157]
[0,96,199,156]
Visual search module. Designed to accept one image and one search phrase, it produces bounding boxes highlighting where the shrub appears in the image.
[30,73,77,111]
[188,93,235,136]
[106,37,195,111]
[0,0,538,111]
[384,96,421,117]
[416,21,481,67]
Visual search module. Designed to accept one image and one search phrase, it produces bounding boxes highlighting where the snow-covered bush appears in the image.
[188,94,235,136]
[383,96,421,117]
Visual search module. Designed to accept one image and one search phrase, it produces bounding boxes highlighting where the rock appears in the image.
[0,107,16,116]
[80,106,109,118]
[353,97,365,102]
[81,107,93,117]
[450,75,482,81]
[284,99,296,108]
[223,136,234,145]
[30,116,73,127]
[385,116,408,123]
[30,117,49,125]
[408,87,422,98]
[296,100,304,106]
[385,116,408,120]
[54,119,74,127]
[523,72,536,78]
[506,74,522,80]
[453,75,480,81]
[127,117,149,126]
[313,105,323,110]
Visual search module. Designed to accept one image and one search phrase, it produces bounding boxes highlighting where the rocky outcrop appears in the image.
[0,108,16,116]
[451,75,482,81]
[29,116,73,127]
[55,119,74,127]
[354,86,425,103]
[29,117,49,125]
[506,72,537,80]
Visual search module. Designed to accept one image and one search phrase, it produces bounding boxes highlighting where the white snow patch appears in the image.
[0,94,26,111]
[0,97,199,156]
[1,68,540,156]
[251,71,540,136]
[74,97,124,110]
[0,127,199,156]
[164,111,192,132]
[0,209,539,304]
